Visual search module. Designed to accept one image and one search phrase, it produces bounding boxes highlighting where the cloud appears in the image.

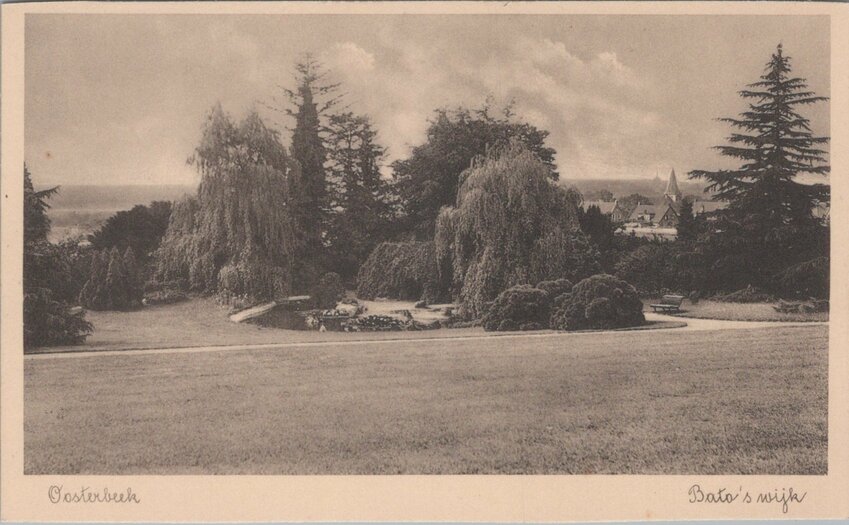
[25,21,667,185]
[322,34,666,180]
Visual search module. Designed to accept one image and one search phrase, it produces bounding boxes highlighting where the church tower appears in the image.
[664,169,682,203]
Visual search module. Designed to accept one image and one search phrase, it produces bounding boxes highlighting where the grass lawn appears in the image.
[24,324,827,474]
[29,297,486,354]
[30,297,683,354]
[666,300,829,322]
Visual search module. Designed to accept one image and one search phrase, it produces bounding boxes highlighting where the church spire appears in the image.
[664,169,682,202]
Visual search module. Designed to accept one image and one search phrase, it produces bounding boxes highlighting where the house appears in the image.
[625,169,683,227]
[579,199,636,223]
[626,202,679,227]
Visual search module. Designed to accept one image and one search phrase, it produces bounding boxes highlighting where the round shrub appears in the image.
[312,272,345,309]
[550,274,644,331]
[482,285,550,332]
[536,278,573,299]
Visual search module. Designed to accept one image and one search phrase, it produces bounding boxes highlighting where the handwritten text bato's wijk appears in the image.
[688,484,806,514]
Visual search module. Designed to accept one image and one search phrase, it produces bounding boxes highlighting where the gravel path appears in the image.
[644,311,827,331]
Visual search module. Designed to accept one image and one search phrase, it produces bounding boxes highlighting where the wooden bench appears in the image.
[650,294,685,313]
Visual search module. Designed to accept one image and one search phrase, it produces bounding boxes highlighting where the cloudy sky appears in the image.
[25,14,830,186]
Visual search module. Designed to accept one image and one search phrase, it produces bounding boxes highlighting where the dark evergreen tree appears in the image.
[122,246,144,305]
[689,44,830,294]
[79,250,110,310]
[577,204,617,271]
[24,165,58,243]
[325,112,396,281]
[23,165,92,348]
[675,198,697,243]
[283,56,341,289]
[392,103,557,239]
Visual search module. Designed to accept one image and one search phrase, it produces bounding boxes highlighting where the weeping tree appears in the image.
[435,141,601,319]
[154,105,299,305]
[688,44,830,295]
[392,102,557,239]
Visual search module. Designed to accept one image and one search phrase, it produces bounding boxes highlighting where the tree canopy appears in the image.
[392,103,557,239]
[283,56,340,287]
[89,201,172,259]
[435,141,599,319]
[688,44,830,293]
[325,112,397,281]
[24,165,92,348]
[155,105,299,304]
[690,44,829,223]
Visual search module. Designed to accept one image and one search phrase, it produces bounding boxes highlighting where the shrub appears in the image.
[497,319,519,332]
[312,272,345,309]
[712,285,775,303]
[536,278,573,299]
[24,289,93,348]
[550,274,644,331]
[772,256,829,299]
[614,243,678,296]
[356,241,446,302]
[79,247,141,311]
[520,321,543,331]
[482,285,550,332]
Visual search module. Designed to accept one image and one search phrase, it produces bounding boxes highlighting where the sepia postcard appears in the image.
[1,1,848,522]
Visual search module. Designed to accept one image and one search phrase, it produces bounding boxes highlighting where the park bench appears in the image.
[650,294,685,313]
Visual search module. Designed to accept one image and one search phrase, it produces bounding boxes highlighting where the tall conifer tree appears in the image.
[284,55,341,288]
[325,112,395,280]
[690,44,829,224]
[688,44,830,291]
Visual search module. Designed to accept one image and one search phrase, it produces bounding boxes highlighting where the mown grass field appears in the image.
[670,300,829,322]
[25,324,827,474]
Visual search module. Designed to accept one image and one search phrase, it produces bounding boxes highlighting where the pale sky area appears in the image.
[25,14,830,186]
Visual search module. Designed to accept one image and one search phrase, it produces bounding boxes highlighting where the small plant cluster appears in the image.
[79,247,143,311]
[482,274,645,332]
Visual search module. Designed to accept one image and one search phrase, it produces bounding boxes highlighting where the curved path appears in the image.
[643,311,827,331]
[25,311,826,361]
